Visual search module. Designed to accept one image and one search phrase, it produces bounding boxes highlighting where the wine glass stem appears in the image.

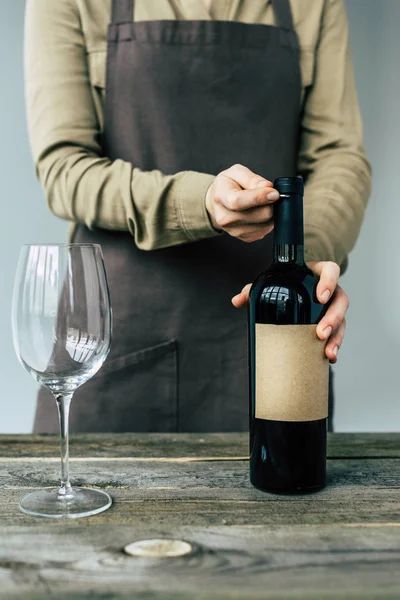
[55,393,73,497]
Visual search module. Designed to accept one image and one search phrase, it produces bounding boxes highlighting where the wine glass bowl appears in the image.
[12,244,112,518]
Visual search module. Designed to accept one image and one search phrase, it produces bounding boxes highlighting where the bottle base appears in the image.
[250,479,326,495]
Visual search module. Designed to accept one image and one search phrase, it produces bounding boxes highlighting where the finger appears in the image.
[325,319,346,364]
[214,204,274,228]
[232,283,252,308]
[220,186,279,212]
[317,286,349,339]
[228,223,274,242]
[223,164,273,191]
[308,261,340,304]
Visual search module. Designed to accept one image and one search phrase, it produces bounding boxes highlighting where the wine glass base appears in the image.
[19,487,112,519]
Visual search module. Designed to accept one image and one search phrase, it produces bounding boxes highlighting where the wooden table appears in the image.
[0,433,399,599]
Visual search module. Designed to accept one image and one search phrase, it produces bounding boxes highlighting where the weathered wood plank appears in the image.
[0,459,399,526]
[0,525,399,599]
[0,433,399,460]
[1,434,399,600]
[1,457,398,491]
[5,592,399,600]
[3,487,398,526]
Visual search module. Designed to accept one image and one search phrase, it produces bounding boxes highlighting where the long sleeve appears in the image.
[24,0,217,250]
[298,0,371,271]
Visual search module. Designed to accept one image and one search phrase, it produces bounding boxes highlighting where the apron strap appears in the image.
[111,0,134,24]
[271,0,294,30]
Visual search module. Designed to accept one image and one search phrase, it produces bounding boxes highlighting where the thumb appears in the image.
[232,283,252,308]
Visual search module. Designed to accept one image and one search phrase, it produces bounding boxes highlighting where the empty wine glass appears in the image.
[12,244,112,518]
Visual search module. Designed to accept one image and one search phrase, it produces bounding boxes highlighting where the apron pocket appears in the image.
[75,339,178,433]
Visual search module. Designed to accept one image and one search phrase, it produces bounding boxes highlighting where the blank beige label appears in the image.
[255,324,329,422]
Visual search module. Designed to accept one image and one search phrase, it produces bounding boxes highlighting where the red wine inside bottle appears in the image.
[248,176,329,494]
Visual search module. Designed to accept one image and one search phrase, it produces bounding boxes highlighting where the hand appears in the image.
[232,261,348,364]
[205,164,280,243]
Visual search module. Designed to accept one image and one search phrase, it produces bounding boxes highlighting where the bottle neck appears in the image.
[274,244,305,265]
[273,192,305,266]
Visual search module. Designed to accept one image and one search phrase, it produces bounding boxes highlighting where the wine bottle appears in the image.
[248,176,329,494]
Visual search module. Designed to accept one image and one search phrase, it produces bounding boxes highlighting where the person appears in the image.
[25,0,371,433]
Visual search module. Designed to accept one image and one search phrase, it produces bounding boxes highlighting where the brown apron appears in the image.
[34,0,333,433]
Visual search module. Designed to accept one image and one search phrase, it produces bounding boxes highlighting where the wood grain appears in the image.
[0,432,399,460]
[0,433,399,600]
[1,456,399,525]
[0,524,399,599]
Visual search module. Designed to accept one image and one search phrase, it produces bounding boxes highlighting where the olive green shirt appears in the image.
[25,0,371,268]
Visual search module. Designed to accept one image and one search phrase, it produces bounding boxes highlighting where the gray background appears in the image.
[0,1,398,432]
